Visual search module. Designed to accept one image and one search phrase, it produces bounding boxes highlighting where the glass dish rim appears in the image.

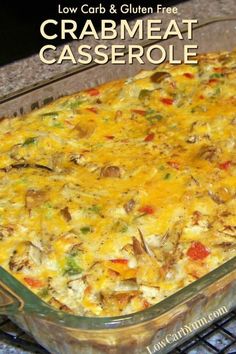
[1,257,236,330]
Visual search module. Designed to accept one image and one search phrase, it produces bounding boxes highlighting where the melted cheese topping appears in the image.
[0,50,236,316]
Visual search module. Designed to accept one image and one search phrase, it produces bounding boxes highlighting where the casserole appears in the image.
[0,16,236,354]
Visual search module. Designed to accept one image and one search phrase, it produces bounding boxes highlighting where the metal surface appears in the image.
[0,309,236,354]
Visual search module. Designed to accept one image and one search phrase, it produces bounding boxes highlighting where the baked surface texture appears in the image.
[0,50,235,316]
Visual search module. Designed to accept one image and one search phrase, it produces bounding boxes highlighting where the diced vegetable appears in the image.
[218,161,231,170]
[110,259,128,264]
[86,88,100,96]
[167,161,180,170]
[210,73,224,79]
[68,99,84,109]
[64,256,83,275]
[138,89,152,101]
[112,220,128,233]
[37,287,49,298]
[23,137,37,146]
[183,73,194,79]
[161,98,173,105]
[86,107,98,113]
[142,299,150,308]
[132,109,146,116]
[52,121,64,128]
[41,111,59,117]
[208,78,219,84]
[144,133,155,142]
[88,205,101,215]
[213,67,224,73]
[187,241,210,260]
[138,205,155,215]
[24,277,45,288]
[146,113,163,125]
[164,173,171,180]
[80,226,92,234]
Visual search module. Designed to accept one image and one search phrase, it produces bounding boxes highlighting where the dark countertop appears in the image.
[0,0,236,98]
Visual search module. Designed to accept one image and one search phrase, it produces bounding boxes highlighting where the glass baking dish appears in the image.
[0,16,236,354]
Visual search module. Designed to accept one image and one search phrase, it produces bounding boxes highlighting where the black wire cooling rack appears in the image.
[0,309,236,354]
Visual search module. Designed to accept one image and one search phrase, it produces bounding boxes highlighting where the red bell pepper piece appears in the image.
[24,277,44,288]
[167,161,180,170]
[138,205,155,215]
[132,109,146,116]
[187,242,210,261]
[214,67,224,73]
[144,133,155,142]
[86,107,98,113]
[86,88,100,96]
[208,79,219,84]
[218,161,231,170]
[161,98,174,105]
[110,259,128,264]
[183,73,194,79]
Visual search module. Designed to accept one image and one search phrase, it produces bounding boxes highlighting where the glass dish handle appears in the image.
[0,280,24,315]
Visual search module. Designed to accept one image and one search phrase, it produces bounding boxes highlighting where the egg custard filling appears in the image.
[0,50,235,316]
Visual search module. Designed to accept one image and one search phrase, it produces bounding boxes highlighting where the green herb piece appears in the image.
[64,256,83,276]
[23,137,37,146]
[133,213,146,220]
[146,108,156,115]
[41,112,59,117]
[37,287,49,298]
[164,173,171,180]
[147,116,163,125]
[68,99,84,110]
[191,105,207,114]
[15,178,27,185]
[209,73,224,79]
[94,143,104,149]
[88,205,101,215]
[112,220,128,233]
[70,247,81,257]
[145,109,163,125]
[169,124,178,130]
[80,226,92,234]
[120,225,128,233]
[214,87,221,96]
[44,203,54,219]
[69,102,82,109]
[138,89,152,101]
[52,121,64,128]
[44,202,53,208]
